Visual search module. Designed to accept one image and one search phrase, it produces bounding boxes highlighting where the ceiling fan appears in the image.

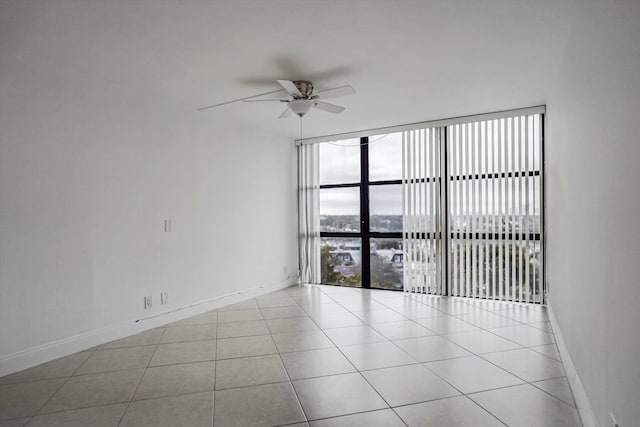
[243,80,355,118]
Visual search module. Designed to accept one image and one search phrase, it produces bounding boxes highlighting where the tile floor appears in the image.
[0,285,583,426]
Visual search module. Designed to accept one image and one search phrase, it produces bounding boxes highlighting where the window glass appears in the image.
[320,238,362,287]
[370,185,402,232]
[370,238,403,290]
[320,187,360,232]
[369,133,402,181]
[319,139,360,185]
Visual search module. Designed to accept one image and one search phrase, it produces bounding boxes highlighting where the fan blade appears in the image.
[247,89,289,100]
[312,85,355,100]
[314,101,345,114]
[242,99,289,102]
[198,89,287,111]
[277,80,302,97]
[278,107,293,119]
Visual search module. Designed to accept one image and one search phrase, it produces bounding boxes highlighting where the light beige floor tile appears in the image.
[149,340,215,366]
[133,362,214,400]
[280,348,355,380]
[0,417,29,427]
[75,346,156,374]
[323,325,387,346]
[442,330,522,354]
[425,356,524,393]
[260,306,308,319]
[160,324,216,343]
[311,312,364,329]
[533,377,576,407]
[216,320,269,339]
[293,373,387,420]
[482,348,565,382]
[256,297,298,308]
[265,317,319,334]
[166,310,218,326]
[309,409,405,426]
[395,396,504,427]
[388,302,443,320]
[27,403,127,427]
[530,343,562,361]
[257,290,292,300]
[41,369,143,413]
[0,379,66,420]
[214,382,305,427]
[414,316,481,334]
[120,391,213,427]
[339,341,417,371]
[302,303,349,316]
[217,299,259,311]
[492,307,549,323]
[393,336,472,362]
[0,353,91,385]
[372,320,436,340]
[97,328,165,349]
[0,288,577,427]
[216,335,277,360]
[469,384,581,427]
[432,303,481,316]
[215,355,288,390]
[272,330,334,353]
[363,364,459,406]
[217,309,263,323]
[529,321,553,332]
[489,324,555,347]
[352,309,408,324]
[454,311,521,329]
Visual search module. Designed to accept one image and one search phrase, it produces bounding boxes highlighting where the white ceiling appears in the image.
[0,0,579,140]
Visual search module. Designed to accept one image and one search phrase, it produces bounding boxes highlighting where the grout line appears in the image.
[268,333,309,425]
[115,328,166,426]
[30,343,102,419]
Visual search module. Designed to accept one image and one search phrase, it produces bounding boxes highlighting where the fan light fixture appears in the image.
[289,99,314,117]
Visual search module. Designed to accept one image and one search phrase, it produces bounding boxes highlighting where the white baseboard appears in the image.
[548,304,599,427]
[0,277,299,377]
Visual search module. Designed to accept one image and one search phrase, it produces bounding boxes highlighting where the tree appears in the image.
[320,244,341,284]
[370,254,401,289]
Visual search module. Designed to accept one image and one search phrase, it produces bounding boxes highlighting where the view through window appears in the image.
[316,109,544,302]
[319,135,405,290]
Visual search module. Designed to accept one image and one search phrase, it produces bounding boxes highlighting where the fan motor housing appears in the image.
[293,80,314,98]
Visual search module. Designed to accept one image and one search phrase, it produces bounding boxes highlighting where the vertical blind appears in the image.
[401,112,543,303]
[448,114,542,303]
[401,127,444,294]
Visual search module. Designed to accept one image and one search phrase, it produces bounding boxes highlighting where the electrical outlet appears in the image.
[144,295,152,309]
[161,292,168,305]
[164,219,172,232]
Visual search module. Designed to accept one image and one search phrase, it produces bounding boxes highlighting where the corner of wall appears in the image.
[547,303,599,427]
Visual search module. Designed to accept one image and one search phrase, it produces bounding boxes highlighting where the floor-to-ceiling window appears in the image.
[319,139,363,287]
[310,107,544,303]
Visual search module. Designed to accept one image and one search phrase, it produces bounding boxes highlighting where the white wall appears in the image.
[547,2,640,426]
[0,39,297,373]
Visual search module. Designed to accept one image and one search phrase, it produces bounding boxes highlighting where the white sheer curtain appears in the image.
[297,143,321,283]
